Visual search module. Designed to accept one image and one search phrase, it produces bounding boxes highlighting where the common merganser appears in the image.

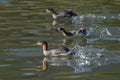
[36,40,73,56]
[58,27,86,37]
[45,8,77,19]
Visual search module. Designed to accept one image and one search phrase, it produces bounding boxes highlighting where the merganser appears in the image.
[36,40,73,56]
[58,27,86,37]
[45,8,77,19]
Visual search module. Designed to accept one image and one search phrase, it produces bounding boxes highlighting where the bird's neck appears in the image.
[60,30,71,37]
[50,11,58,19]
[42,44,48,51]
[52,10,57,15]
[52,13,59,19]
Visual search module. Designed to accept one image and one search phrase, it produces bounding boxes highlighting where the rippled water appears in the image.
[0,0,120,80]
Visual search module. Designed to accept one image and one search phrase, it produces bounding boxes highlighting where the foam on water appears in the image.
[67,45,120,73]
[72,14,120,25]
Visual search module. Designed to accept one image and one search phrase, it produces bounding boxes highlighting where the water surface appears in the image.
[0,0,120,80]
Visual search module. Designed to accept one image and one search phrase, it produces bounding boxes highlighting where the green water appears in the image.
[0,0,120,80]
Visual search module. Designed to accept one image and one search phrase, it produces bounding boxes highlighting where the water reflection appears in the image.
[46,19,72,32]
[0,0,120,79]
[46,18,113,38]
[46,20,65,31]
[43,18,119,49]
[62,37,87,46]
[52,20,64,27]
[20,45,120,73]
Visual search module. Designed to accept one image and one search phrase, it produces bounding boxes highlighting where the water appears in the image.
[0,0,120,80]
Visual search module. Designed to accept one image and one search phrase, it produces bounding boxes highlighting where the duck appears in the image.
[45,8,77,19]
[36,40,73,56]
[58,27,87,37]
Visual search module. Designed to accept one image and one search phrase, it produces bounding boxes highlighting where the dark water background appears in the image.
[0,0,120,80]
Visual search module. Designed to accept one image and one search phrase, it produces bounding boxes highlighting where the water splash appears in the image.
[72,14,120,25]
[98,28,112,37]
[67,45,120,73]
[85,27,112,38]
[71,45,104,59]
